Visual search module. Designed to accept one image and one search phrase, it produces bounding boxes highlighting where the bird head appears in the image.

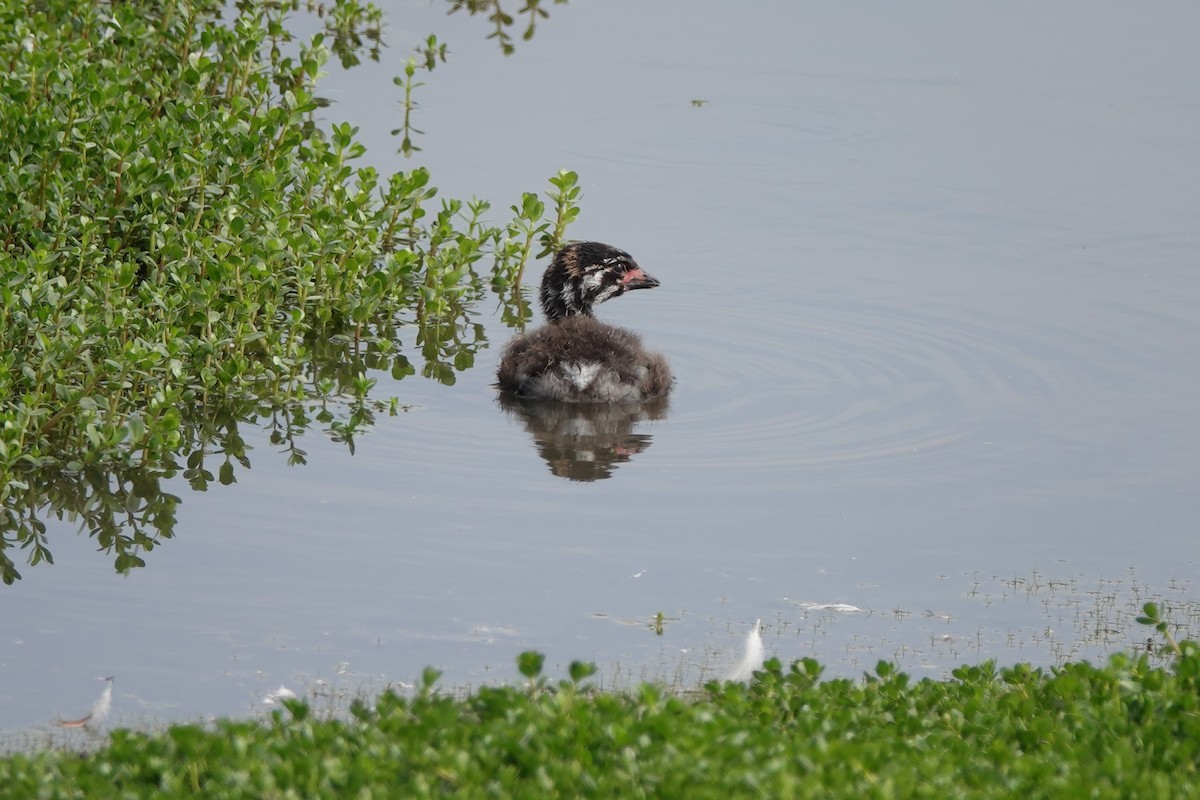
[539,242,660,321]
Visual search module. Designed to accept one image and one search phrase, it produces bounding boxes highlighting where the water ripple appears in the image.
[652,293,1068,481]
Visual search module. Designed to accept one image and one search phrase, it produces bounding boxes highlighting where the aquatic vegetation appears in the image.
[0,0,578,581]
[4,642,1200,798]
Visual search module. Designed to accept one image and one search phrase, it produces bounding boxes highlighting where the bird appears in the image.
[57,675,113,729]
[263,684,298,705]
[496,242,672,403]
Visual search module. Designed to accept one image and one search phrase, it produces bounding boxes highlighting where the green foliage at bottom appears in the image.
[4,644,1200,799]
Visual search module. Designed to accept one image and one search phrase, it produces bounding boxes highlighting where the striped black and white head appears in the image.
[538,242,660,321]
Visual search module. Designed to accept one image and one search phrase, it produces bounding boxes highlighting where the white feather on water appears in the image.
[796,602,863,613]
[90,677,113,724]
[726,619,765,682]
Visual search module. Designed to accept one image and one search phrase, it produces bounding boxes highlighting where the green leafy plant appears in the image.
[1137,601,1183,657]
[0,0,579,582]
[5,646,1200,797]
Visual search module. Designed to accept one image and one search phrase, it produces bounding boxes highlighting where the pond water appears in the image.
[4,1,1199,735]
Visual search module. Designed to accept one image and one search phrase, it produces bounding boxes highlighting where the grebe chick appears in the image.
[496,242,672,403]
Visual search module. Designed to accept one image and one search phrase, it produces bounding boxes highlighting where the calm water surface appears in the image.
[4,1,1199,733]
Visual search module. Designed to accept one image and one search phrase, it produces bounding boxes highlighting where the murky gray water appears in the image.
[4,1,1199,734]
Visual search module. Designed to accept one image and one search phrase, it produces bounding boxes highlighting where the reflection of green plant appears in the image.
[399,0,570,153]
[394,55,431,157]
[318,0,385,68]
[448,0,568,55]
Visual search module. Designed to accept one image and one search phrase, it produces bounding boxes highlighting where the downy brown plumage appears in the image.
[497,242,672,403]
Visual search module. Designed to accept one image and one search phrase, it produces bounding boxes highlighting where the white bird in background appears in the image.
[57,676,113,729]
[263,685,298,705]
[726,619,765,682]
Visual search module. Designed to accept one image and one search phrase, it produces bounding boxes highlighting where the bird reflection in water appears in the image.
[497,394,670,482]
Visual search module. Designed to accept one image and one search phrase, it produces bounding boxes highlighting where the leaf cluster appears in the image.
[0,0,582,579]
[4,647,1200,798]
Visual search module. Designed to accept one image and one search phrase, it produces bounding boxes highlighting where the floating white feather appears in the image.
[726,619,764,682]
[89,676,113,724]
